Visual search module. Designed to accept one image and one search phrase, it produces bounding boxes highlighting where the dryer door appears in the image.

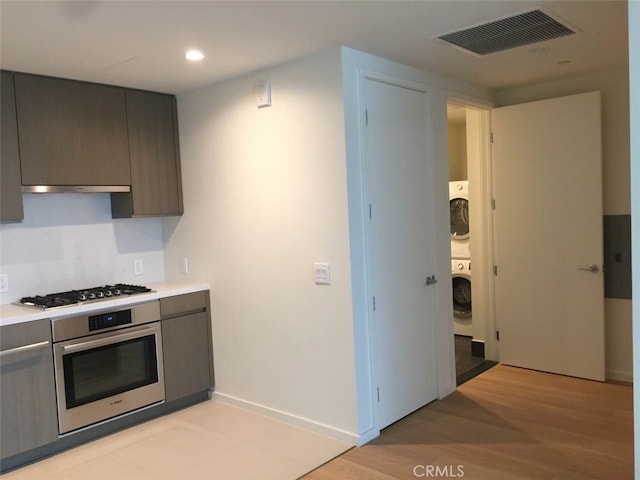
[450,197,469,240]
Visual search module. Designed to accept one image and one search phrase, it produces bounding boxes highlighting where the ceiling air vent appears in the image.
[435,9,577,56]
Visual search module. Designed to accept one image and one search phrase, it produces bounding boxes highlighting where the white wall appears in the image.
[494,67,632,382]
[628,1,639,477]
[163,46,493,444]
[447,120,467,181]
[0,193,165,304]
[163,48,359,441]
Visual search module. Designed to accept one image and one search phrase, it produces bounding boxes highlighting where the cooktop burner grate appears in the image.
[19,284,153,309]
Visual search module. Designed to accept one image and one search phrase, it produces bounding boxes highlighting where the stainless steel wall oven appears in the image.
[52,301,164,434]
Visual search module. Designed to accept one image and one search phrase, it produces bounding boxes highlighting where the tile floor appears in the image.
[454,334,496,386]
[1,400,351,480]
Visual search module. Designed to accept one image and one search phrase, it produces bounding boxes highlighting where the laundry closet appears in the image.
[447,103,494,383]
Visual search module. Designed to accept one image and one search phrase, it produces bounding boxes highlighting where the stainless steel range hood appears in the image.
[22,185,130,193]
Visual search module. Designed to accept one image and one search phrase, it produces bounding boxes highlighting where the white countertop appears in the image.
[0,282,210,327]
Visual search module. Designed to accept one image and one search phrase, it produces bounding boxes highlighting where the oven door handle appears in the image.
[0,340,50,357]
[62,326,159,354]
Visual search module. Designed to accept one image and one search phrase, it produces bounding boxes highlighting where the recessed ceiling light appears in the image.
[529,47,548,54]
[185,49,204,62]
[557,60,572,66]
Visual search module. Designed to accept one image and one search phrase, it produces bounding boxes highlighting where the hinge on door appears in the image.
[377,387,380,402]
[493,265,498,276]
[492,199,496,210]
[496,330,500,341]
[373,296,376,311]
[365,109,369,125]
[491,132,495,143]
[369,203,372,219]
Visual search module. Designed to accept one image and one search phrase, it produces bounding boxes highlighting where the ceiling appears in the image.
[0,1,628,94]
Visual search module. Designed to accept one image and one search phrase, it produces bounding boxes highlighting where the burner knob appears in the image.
[88,293,96,300]
[113,289,122,295]
[78,293,88,301]
[105,291,113,297]
[95,292,104,298]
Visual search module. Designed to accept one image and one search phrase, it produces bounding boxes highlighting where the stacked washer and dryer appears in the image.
[450,181,472,337]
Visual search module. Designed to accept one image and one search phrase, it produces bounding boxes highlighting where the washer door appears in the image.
[450,197,469,240]
[452,275,472,318]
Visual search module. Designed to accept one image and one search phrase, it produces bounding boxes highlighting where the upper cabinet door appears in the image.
[14,74,131,186]
[1,71,24,221]
[125,90,183,216]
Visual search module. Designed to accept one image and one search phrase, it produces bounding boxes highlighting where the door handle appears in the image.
[578,264,600,273]
[425,275,438,286]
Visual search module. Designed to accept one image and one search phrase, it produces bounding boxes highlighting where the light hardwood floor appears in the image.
[303,365,633,480]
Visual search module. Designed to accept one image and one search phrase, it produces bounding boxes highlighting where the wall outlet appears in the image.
[179,257,189,275]
[133,260,144,276]
[0,274,8,293]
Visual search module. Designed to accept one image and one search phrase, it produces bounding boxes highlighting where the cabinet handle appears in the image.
[62,325,158,354]
[0,340,50,357]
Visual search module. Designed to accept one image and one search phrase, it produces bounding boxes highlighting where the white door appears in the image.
[492,91,605,381]
[363,77,438,429]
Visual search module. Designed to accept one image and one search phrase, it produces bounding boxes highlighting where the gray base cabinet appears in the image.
[160,292,213,402]
[0,319,58,459]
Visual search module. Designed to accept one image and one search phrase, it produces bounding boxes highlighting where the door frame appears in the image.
[445,93,498,362]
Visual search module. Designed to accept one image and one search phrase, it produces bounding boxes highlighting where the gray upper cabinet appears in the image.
[0,319,58,460]
[112,90,183,217]
[1,71,24,221]
[14,73,131,186]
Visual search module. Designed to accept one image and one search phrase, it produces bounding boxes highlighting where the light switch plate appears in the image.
[314,263,331,285]
[0,274,8,293]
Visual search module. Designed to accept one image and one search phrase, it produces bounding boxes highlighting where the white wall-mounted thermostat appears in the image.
[254,80,271,108]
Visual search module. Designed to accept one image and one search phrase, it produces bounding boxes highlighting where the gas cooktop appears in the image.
[19,284,153,309]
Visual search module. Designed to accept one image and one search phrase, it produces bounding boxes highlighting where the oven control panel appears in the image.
[89,309,132,331]
[52,301,160,342]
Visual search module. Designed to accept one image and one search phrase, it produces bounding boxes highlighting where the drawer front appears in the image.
[160,291,207,318]
[1,319,51,351]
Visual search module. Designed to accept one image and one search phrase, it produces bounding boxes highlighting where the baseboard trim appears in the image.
[605,369,633,383]
[356,427,380,446]
[438,378,456,399]
[213,392,361,445]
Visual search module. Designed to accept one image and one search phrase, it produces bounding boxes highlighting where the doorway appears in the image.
[446,101,497,385]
